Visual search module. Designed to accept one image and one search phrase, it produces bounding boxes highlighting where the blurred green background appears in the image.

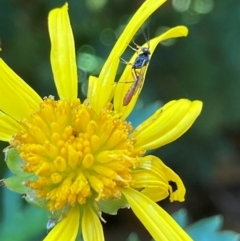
[1,0,240,240]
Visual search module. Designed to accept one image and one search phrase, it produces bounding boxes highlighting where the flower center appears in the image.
[12,97,143,211]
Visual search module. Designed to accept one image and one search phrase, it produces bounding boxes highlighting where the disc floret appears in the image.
[12,97,143,211]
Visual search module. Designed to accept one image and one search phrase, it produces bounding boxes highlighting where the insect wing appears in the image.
[123,79,138,106]
[123,65,147,106]
[133,65,147,95]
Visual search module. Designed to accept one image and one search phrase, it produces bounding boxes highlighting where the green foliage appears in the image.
[0,188,46,241]
[4,148,28,176]
[98,196,128,215]
[3,148,33,194]
[3,175,30,194]
[173,209,240,241]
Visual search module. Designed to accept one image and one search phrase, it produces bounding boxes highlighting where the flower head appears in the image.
[0,0,202,240]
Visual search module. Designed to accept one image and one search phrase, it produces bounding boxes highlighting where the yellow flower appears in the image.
[0,0,202,241]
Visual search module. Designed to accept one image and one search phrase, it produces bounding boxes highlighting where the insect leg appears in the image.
[128,44,138,52]
[120,57,132,65]
[132,39,142,49]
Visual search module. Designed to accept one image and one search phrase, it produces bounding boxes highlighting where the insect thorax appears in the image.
[133,54,150,69]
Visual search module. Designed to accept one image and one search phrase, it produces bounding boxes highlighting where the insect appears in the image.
[120,40,151,106]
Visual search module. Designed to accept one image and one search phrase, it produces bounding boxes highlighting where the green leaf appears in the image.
[0,188,47,241]
[98,196,128,215]
[4,148,28,176]
[3,176,31,194]
[172,209,240,241]
[186,215,240,241]
[3,175,49,209]
[24,192,48,209]
[172,208,188,228]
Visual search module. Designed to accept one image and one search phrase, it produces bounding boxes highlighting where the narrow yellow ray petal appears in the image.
[90,0,167,114]
[132,156,169,190]
[138,155,186,202]
[135,99,193,140]
[163,162,186,202]
[0,111,22,142]
[131,169,169,189]
[121,188,193,241]
[132,99,176,137]
[114,26,188,120]
[132,99,202,149]
[138,155,170,177]
[0,59,42,121]
[82,203,104,241]
[87,76,98,103]
[43,206,80,241]
[48,3,78,100]
[141,187,169,202]
[87,75,116,106]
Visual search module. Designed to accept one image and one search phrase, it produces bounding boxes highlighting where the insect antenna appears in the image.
[142,21,150,49]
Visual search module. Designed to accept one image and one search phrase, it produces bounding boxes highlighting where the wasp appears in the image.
[120,40,151,106]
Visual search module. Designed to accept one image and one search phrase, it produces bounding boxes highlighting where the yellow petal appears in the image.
[0,58,42,121]
[87,76,98,104]
[43,205,80,241]
[131,169,168,189]
[90,0,167,114]
[87,75,116,107]
[131,155,169,191]
[48,3,78,100]
[82,203,104,241]
[132,99,203,149]
[0,111,22,142]
[114,26,188,120]
[141,187,169,202]
[163,161,186,202]
[121,188,193,241]
[138,155,185,202]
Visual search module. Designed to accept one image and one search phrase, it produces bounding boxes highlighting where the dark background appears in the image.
[1,0,240,240]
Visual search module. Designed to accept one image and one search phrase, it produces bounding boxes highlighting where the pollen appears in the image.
[11,98,143,211]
